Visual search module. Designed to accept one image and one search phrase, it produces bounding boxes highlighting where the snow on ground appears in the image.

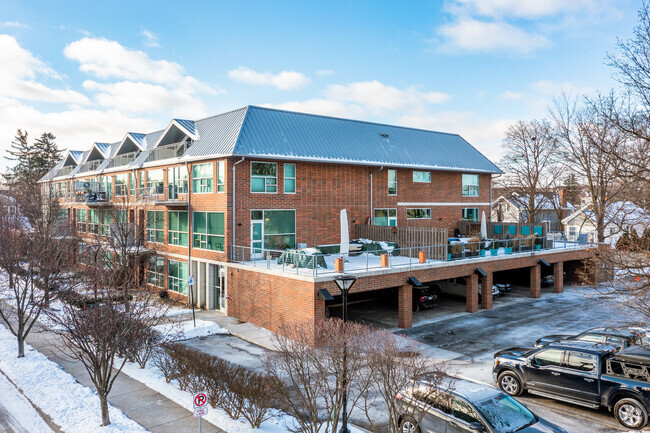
[121,350,366,433]
[0,325,149,433]
[154,319,229,341]
[0,370,56,433]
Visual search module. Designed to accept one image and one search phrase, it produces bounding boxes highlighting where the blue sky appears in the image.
[0,0,639,169]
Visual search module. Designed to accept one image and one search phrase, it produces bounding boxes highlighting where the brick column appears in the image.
[466,274,479,313]
[398,283,412,329]
[530,264,541,299]
[553,261,564,294]
[481,272,493,310]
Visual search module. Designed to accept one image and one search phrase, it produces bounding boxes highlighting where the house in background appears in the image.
[561,201,650,246]
[491,191,575,231]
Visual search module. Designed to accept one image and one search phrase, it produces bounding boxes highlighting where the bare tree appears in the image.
[0,183,75,357]
[48,287,167,426]
[497,119,563,226]
[551,94,629,242]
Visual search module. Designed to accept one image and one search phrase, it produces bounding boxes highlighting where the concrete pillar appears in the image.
[553,261,564,294]
[466,274,479,313]
[398,283,412,329]
[530,264,541,299]
[481,272,493,310]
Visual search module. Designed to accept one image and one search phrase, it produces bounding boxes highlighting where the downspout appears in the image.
[369,166,384,225]
[186,161,196,326]
[232,157,246,257]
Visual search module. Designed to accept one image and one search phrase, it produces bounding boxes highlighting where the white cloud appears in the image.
[228,66,310,90]
[325,80,450,115]
[450,0,612,19]
[64,37,217,94]
[438,18,551,54]
[315,69,335,76]
[260,99,365,119]
[0,35,88,104]
[82,80,207,118]
[0,21,28,28]
[140,29,161,48]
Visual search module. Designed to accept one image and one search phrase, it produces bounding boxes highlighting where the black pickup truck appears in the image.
[493,341,650,429]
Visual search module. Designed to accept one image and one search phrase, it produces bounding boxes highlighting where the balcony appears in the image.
[78,160,102,174]
[134,185,188,206]
[73,181,112,206]
[107,151,139,169]
[230,235,598,278]
[145,141,190,164]
[57,166,74,177]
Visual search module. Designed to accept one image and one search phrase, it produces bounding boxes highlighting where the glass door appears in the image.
[209,264,226,311]
[251,219,263,258]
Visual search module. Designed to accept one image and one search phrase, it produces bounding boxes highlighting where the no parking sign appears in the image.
[193,391,208,417]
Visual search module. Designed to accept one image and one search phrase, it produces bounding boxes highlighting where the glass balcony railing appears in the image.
[145,141,190,163]
[107,151,139,169]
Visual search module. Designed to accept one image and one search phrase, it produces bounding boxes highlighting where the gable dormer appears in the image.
[79,142,110,173]
[146,119,198,163]
[56,150,84,177]
[108,132,146,168]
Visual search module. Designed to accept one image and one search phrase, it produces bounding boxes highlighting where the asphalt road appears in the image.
[399,284,647,432]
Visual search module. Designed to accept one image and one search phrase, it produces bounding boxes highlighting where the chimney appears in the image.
[559,188,567,209]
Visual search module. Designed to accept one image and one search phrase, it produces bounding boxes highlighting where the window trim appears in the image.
[387,169,397,196]
[462,173,480,197]
[146,210,165,244]
[192,162,214,194]
[250,161,278,194]
[374,208,397,226]
[412,171,431,183]
[284,163,296,194]
[462,207,479,222]
[250,209,297,250]
[168,211,188,247]
[146,255,164,288]
[216,160,225,193]
[167,258,188,295]
[406,208,431,220]
[192,211,225,252]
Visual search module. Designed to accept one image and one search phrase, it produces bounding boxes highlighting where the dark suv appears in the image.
[493,341,650,429]
[396,375,567,432]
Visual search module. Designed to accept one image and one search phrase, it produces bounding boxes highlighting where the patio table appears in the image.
[277,249,327,269]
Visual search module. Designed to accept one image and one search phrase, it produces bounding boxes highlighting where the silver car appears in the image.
[396,376,567,433]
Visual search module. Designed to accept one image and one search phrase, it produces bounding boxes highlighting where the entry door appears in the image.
[209,264,226,312]
[251,219,264,258]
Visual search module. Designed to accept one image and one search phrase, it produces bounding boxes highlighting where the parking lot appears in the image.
[399,283,647,432]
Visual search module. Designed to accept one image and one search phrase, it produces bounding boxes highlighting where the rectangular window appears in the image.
[146,210,164,243]
[88,209,99,234]
[193,211,225,251]
[284,163,296,194]
[168,211,188,246]
[387,169,397,195]
[77,209,87,232]
[77,241,87,265]
[407,208,431,219]
[146,255,164,288]
[262,210,296,250]
[167,259,188,295]
[412,171,431,183]
[216,161,225,192]
[100,176,112,200]
[462,208,479,222]
[251,162,277,193]
[114,173,128,196]
[100,210,112,236]
[114,210,127,224]
[374,208,397,226]
[168,166,189,195]
[59,208,68,220]
[139,171,144,192]
[192,163,213,193]
[146,169,164,194]
[462,174,479,196]
[129,173,135,196]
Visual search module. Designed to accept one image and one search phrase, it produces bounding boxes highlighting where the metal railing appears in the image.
[145,141,190,163]
[78,160,101,173]
[230,235,598,277]
[107,151,139,168]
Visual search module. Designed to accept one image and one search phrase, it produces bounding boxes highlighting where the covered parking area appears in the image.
[317,246,601,330]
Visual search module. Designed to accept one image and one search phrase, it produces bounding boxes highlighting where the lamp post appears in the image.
[332,274,357,433]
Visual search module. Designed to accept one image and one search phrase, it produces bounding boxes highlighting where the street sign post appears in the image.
[188,275,195,286]
[193,391,208,432]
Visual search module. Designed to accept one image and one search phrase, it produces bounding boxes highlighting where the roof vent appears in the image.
[380,133,389,138]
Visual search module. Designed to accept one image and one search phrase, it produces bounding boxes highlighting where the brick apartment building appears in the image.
[40,106,598,333]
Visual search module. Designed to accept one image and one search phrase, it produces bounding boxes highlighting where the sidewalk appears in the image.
[22,325,227,433]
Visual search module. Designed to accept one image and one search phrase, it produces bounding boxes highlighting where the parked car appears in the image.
[494,282,512,296]
[396,375,567,432]
[540,272,566,288]
[413,286,438,312]
[432,277,499,304]
[493,341,650,429]
[534,327,646,349]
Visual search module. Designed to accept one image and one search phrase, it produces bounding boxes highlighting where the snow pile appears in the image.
[154,319,228,341]
[301,247,321,255]
[0,325,148,433]
[0,372,56,433]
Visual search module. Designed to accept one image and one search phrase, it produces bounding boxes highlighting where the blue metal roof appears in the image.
[128,133,146,147]
[94,142,111,158]
[227,106,501,173]
[174,119,197,137]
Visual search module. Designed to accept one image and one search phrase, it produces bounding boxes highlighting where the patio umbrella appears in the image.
[340,209,350,257]
[480,211,487,240]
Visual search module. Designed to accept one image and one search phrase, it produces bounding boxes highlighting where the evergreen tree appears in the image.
[32,132,61,179]
[4,130,61,186]
[564,173,580,206]
[3,129,30,184]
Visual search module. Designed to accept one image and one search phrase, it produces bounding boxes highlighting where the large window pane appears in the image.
[192,163,213,193]
[462,174,479,196]
[264,210,295,235]
[251,162,277,193]
[387,169,397,195]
